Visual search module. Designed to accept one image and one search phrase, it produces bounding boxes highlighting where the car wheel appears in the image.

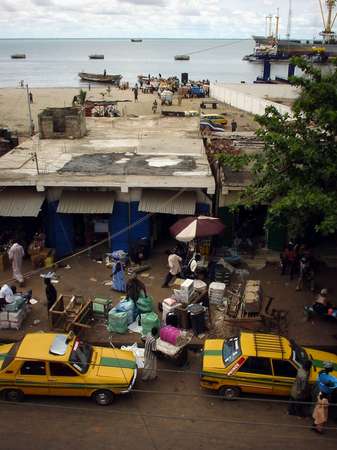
[4,389,24,402]
[218,386,241,400]
[92,390,114,406]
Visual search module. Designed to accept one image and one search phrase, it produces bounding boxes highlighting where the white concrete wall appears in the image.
[210,83,293,117]
[215,83,299,99]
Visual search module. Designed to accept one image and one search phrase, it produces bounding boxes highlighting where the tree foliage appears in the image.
[218,57,337,237]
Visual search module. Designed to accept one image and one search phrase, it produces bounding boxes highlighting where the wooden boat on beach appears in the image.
[78,72,122,85]
[174,54,190,61]
[89,54,104,59]
[11,54,26,59]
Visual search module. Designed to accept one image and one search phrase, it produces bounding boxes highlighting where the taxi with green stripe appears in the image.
[0,332,137,405]
[201,332,337,399]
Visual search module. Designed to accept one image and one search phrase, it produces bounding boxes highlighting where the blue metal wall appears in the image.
[109,201,151,252]
[130,201,150,243]
[109,201,129,252]
[196,202,210,215]
[46,201,75,258]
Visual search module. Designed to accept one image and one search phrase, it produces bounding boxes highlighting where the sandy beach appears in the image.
[0,86,258,136]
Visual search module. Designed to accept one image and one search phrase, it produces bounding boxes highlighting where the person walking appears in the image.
[231,119,237,132]
[126,272,147,304]
[133,86,138,102]
[8,242,25,286]
[162,250,182,288]
[142,327,158,381]
[312,392,329,433]
[111,258,126,292]
[29,91,33,103]
[288,360,312,417]
[44,277,57,312]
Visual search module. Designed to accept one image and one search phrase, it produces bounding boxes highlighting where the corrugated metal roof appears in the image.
[139,190,196,215]
[57,191,115,214]
[0,188,45,217]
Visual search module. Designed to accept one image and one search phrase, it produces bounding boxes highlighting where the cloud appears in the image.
[0,0,332,38]
[124,0,165,5]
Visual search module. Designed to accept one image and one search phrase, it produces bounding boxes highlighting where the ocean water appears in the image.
[0,38,292,87]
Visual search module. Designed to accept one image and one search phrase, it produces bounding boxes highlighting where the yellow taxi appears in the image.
[200,113,228,126]
[0,332,137,405]
[201,332,337,399]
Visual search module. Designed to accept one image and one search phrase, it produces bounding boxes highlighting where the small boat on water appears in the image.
[89,54,104,59]
[174,54,190,61]
[11,54,26,59]
[131,39,142,42]
[78,72,122,85]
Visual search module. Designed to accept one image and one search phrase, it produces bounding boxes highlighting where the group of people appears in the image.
[280,242,315,291]
[288,361,337,434]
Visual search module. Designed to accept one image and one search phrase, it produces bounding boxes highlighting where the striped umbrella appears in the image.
[170,216,225,242]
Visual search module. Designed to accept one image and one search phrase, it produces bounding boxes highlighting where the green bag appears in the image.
[107,309,128,334]
[136,295,153,313]
[141,312,160,336]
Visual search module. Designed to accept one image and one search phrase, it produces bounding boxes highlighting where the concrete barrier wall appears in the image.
[210,83,293,117]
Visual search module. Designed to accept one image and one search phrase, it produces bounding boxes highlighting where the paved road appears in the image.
[1,353,337,450]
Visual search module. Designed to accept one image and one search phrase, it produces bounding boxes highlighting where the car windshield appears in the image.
[69,340,92,374]
[291,339,309,367]
[223,337,241,368]
[1,341,21,370]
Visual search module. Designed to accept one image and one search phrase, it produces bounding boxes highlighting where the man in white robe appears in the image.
[8,242,25,285]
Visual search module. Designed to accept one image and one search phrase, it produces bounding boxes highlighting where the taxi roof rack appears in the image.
[253,333,285,359]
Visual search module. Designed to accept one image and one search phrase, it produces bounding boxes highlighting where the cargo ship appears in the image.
[246,0,337,60]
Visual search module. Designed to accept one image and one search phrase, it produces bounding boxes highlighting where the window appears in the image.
[222,337,241,368]
[237,357,272,375]
[272,360,297,378]
[2,342,21,370]
[49,362,78,377]
[20,361,46,376]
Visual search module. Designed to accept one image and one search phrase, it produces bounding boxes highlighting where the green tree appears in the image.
[218,58,337,237]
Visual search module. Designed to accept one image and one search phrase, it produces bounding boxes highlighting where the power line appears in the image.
[1,399,337,434]
[178,40,246,57]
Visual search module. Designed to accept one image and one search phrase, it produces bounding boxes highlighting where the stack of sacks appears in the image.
[141,311,160,336]
[162,297,178,323]
[137,295,154,314]
[160,325,184,346]
[107,309,128,334]
[115,298,135,325]
[208,282,226,305]
[0,295,29,330]
[243,280,262,313]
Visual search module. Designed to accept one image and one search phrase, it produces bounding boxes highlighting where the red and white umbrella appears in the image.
[170,215,225,242]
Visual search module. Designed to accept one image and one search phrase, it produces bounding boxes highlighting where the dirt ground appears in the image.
[0,86,258,136]
[0,241,336,349]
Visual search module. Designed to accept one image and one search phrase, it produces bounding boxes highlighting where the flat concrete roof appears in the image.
[0,116,215,194]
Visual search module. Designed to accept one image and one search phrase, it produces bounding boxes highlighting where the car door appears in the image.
[235,356,273,395]
[47,362,86,397]
[16,360,49,395]
[271,359,298,396]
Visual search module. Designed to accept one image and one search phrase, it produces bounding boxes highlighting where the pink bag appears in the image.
[163,298,176,307]
[160,325,181,346]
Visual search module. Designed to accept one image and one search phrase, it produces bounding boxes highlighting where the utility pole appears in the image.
[26,84,34,136]
[286,0,292,40]
[275,8,280,40]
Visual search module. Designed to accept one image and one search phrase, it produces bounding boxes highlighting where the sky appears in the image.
[0,0,330,39]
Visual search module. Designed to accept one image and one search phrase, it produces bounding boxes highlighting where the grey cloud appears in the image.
[124,0,165,5]
[1,0,18,12]
[31,0,55,5]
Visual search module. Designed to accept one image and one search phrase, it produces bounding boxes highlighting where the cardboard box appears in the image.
[0,311,8,321]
